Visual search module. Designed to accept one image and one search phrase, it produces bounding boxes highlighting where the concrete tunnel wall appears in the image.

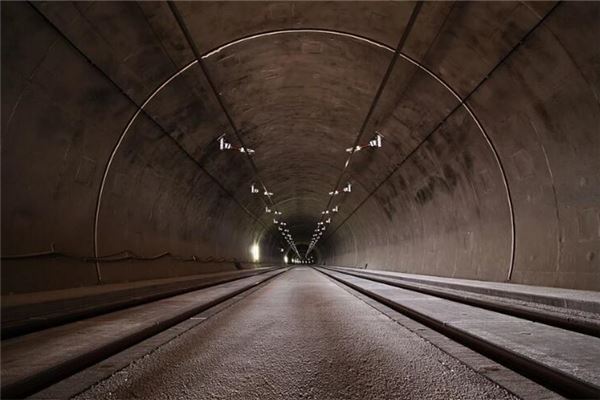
[1,1,599,293]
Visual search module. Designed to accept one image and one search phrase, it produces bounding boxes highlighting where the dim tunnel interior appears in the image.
[1,1,599,295]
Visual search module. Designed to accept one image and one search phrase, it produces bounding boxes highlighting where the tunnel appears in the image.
[1,2,600,399]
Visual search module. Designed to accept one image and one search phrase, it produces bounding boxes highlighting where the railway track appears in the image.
[1,268,287,399]
[2,266,599,399]
[317,267,600,399]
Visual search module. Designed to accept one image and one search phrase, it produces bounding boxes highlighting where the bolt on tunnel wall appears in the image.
[1,1,599,293]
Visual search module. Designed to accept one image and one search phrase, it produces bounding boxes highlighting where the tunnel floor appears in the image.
[75,267,516,400]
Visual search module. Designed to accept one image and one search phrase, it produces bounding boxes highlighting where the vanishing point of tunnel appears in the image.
[1,1,599,399]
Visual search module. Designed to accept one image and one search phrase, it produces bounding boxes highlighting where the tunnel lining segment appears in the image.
[22,1,264,283]
[321,3,561,280]
[26,2,275,283]
[167,2,298,259]
[168,2,275,211]
[312,1,425,252]
[73,25,517,282]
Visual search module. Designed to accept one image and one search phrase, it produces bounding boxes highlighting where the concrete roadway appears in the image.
[76,267,518,400]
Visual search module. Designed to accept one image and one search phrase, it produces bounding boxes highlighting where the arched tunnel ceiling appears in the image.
[131,0,550,245]
[92,0,543,239]
[2,1,599,291]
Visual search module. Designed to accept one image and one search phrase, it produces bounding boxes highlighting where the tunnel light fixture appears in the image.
[250,243,260,262]
[251,184,260,194]
[369,132,383,148]
[344,133,383,153]
[218,135,255,154]
[218,134,232,150]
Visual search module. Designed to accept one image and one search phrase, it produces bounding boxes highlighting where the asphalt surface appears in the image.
[76,267,518,400]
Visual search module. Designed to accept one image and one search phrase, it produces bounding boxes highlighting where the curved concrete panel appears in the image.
[2,1,598,292]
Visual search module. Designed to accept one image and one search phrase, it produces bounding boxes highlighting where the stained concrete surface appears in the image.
[76,268,517,400]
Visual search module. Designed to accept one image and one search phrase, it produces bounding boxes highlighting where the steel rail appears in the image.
[1,269,288,398]
[323,266,600,338]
